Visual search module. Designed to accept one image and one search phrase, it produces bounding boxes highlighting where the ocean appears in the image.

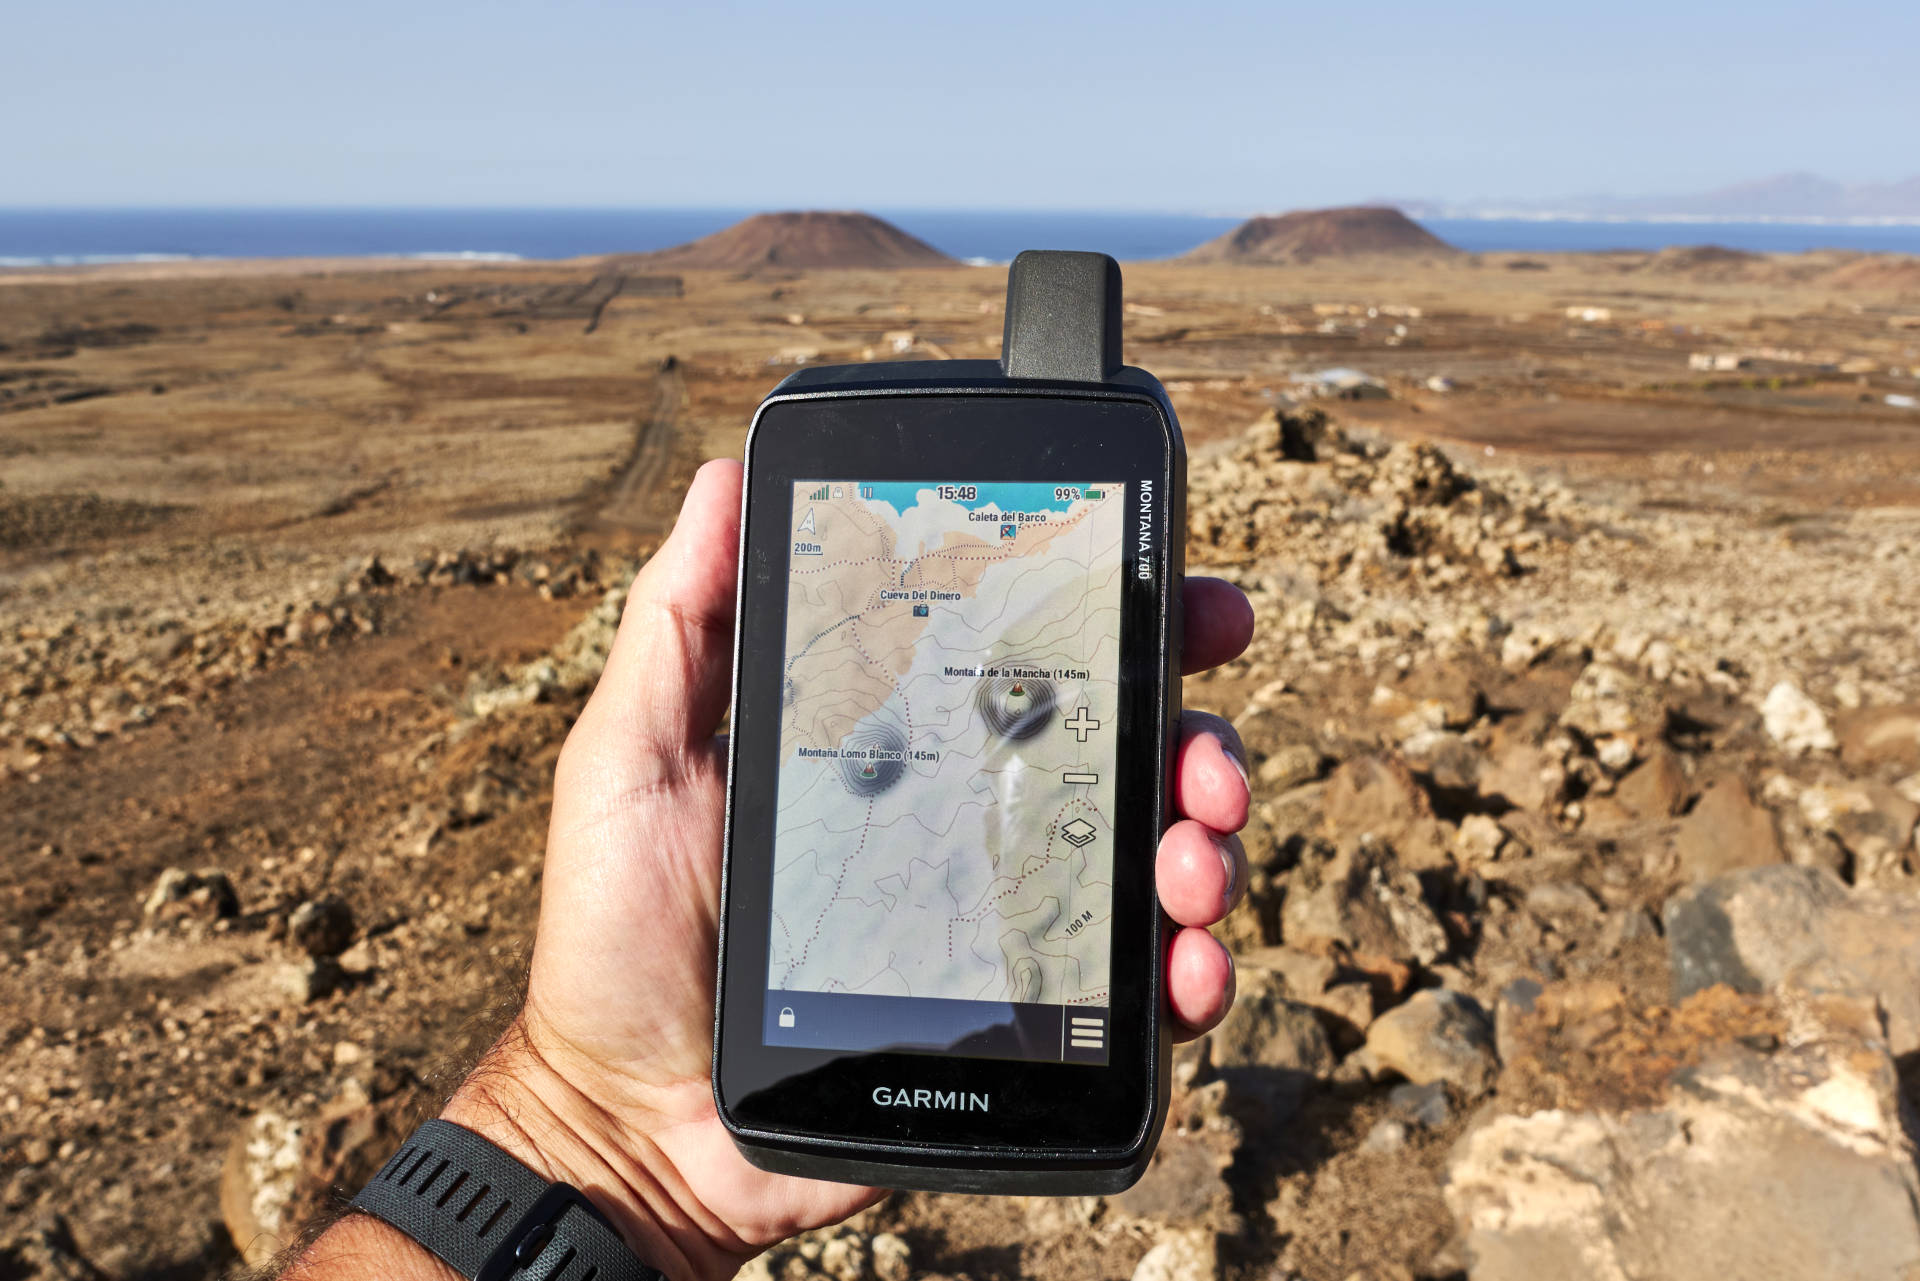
[4,207,1920,269]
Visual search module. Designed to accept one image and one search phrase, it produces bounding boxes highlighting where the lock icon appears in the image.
[778,1007,796,1029]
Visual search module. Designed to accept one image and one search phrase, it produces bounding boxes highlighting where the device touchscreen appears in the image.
[762,479,1126,1066]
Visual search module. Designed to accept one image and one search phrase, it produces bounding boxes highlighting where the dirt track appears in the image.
[580,362,688,538]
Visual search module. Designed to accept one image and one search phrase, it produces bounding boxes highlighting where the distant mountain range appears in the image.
[1392,174,1920,223]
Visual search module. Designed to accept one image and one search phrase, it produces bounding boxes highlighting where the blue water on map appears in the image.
[857,481,1100,517]
[7,207,1920,268]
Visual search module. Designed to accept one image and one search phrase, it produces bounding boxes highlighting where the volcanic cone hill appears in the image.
[634,211,957,269]
[1183,205,1457,264]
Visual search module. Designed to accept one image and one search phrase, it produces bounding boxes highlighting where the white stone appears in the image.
[1595,734,1638,773]
[1762,681,1837,754]
[1500,624,1557,671]
[1456,814,1507,864]
[1445,1025,1920,1280]
[1131,1229,1218,1281]
[1798,783,1872,830]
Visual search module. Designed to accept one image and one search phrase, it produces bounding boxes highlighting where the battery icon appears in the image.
[1085,488,1104,499]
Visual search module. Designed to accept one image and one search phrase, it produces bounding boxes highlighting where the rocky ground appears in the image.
[4,257,1920,1280]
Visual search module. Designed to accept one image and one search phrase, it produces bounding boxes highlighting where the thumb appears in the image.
[584,458,743,757]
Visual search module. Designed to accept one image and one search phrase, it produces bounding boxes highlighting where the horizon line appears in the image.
[7,205,1920,230]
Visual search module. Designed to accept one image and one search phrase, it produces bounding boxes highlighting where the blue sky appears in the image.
[4,0,1913,210]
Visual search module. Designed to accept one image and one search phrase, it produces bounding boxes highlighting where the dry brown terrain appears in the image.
[626,212,957,270]
[4,247,1920,1280]
[1182,208,1456,264]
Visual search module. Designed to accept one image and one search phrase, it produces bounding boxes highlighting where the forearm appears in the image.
[281,1214,461,1281]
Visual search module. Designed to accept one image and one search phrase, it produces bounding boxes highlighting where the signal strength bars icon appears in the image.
[808,484,830,501]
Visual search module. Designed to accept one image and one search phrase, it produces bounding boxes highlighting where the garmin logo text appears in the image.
[871,1086,990,1112]
[1136,480,1154,580]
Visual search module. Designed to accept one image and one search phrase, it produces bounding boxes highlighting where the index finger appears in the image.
[1182,576,1254,675]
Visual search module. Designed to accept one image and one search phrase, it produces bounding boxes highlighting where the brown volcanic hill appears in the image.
[635,211,956,269]
[1819,253,1920,294]
[1183,206,1457,264]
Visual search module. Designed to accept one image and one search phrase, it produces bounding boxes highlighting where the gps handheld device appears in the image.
[713,251,1185,1194]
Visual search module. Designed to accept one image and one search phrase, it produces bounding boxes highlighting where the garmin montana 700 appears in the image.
[713,251,1186,1194]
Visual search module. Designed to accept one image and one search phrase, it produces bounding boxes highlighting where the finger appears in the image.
[1173,711,1250,833]
[1168,927,1235,1038]
[1181,577,1254,675]
[1155,820,1248,928]
[587,459,743,752]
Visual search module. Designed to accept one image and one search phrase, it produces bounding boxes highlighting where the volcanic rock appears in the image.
[1236,944,1337,1001]
[1182,206,1457,265]
[1476,727,1565,816]
[1670,776,1782,881]
[1208,964,1334,1118]
[1837,703,1920,768]
[1388,1080,1454,1130]
[1796,780,1918,882]
[1113,1040,1243,1233]
[638,212,956,270]
[142,866,238,923]
[1399,729,1483,794]
[1362,989,1497,1098]
[1321,755,1449,869]
[1281,837,1449,965]
[1268,404,1346,461]
[1524,880,1603,928]
[1613,743,1689,819]
[288,895,355,958]
[276,957,343,1004]
[1665,864,1920,1056]
[1235,946,1375,1048]
[1256,742,1324,791]
[1398,662,1485,728]
[1561,660,1672,742]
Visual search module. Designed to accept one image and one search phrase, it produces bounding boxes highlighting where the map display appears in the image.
[765,479,1124,1060]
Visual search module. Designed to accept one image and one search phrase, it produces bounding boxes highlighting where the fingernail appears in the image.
[1216,735,1249,787]
[1213,834,1237,908]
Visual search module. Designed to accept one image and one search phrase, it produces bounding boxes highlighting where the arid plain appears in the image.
[5,234,1920,1279]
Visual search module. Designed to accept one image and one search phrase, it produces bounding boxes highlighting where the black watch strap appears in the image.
[351,1119,665,1281]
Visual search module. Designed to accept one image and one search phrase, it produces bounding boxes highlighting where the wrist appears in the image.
[434,1018,745,1281]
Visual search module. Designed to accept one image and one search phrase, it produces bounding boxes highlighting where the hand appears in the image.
[290,460,1255,1281]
